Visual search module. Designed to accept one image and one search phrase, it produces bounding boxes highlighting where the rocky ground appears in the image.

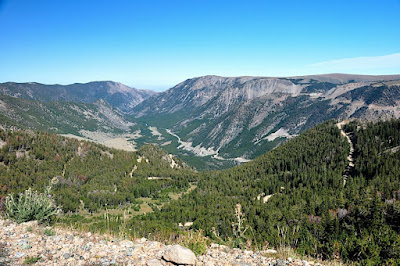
[0,219,328,265]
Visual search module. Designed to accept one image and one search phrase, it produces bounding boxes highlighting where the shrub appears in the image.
[23,256,41,264]
[5,186,60,224]
[43,228,55,236]
[176,230,209,255]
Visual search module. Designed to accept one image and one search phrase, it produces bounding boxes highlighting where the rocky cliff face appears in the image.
[0,81,156,112]
[132,76,304,116]
[131,74,400,159]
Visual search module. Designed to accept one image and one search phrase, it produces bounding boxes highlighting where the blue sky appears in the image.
[0,0,399,91]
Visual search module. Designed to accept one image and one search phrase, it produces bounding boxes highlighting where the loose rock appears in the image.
[0,219,323,266]
[146,258,164,266]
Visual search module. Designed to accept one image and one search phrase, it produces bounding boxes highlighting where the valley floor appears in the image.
[61,131,139,152]
[0,219,329,266]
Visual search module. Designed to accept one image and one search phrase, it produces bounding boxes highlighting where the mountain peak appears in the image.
[131,74,400,160]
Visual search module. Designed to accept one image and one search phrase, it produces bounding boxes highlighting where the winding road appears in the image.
[337,121,355,187]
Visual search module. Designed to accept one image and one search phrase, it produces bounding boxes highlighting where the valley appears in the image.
[132,74,400,166]
[2,74,400,170]
[1,74,400,264]
[61,130,142,152]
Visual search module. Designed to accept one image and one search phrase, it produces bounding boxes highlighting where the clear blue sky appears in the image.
[0,0,399,91]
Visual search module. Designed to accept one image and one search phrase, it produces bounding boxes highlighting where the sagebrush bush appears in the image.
[176,230,210,255]
[5,186,60,224]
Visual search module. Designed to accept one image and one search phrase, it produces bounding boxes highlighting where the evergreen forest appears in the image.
[1,119,399,264]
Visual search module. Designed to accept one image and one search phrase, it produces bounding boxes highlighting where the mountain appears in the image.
[131,74,400,160]
[0,95,134,135]
[0,81,156,112]
[2,74,400,169]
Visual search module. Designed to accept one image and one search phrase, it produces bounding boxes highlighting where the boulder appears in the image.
[265,249,277,254]
[163,245,196,265]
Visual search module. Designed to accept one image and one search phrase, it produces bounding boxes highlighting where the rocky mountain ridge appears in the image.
[131,74,400,159]
[0,81,156,112]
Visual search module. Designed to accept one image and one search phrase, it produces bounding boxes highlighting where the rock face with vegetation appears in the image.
[132,74,400,160]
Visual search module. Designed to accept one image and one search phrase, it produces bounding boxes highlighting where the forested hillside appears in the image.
[0,128,196,212]
[0,95,134,135]
[1,120,399,264]
[131,120,400,264]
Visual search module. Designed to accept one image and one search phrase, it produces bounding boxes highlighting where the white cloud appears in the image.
[307,53,400,71]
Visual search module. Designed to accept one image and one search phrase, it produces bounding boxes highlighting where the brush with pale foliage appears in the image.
[4,186,60,224]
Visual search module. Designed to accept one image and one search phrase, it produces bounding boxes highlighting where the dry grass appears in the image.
[262,246,343,265]
[168,183,197,200]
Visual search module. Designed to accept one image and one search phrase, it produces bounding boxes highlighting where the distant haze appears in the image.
[136,84,173,92]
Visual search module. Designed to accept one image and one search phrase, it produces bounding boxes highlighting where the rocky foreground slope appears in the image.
[0,219,324,266]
